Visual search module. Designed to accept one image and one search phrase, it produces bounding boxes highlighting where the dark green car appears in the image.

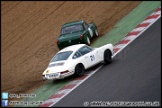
[56,20,99,49]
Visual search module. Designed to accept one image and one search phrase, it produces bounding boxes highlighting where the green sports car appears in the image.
[56,20,99,49]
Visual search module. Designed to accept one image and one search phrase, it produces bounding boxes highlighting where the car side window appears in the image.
[78,46,92,55]
[73,51,82,59]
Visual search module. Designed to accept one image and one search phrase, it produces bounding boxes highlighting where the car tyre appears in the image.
[74,64,85,77]
[104,49,112,64]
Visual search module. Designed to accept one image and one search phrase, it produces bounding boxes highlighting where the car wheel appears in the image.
[95,29,99,37]
[86,36,90,45]
[104,49,112,64]
[74,64,85,77]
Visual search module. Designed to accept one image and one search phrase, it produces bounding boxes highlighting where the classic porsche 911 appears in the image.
[56,20,99,49]
[42,44,113,80]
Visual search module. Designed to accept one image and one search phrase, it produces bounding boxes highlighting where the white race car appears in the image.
[42,44,113,80]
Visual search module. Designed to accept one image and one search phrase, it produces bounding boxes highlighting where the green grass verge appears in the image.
[14,78,73,107]
[14,1,161,107]
[91,1,161,47]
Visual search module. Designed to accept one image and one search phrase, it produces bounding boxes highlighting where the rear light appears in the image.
[56,40,60,44]
[60,70,69,74]
[80,35,83,40]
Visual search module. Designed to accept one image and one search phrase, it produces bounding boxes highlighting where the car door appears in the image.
[78,45,98,68]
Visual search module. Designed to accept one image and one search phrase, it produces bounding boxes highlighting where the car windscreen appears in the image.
[61,24,83,34]
[50,51,73,62]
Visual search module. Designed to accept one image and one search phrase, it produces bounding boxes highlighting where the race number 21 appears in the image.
[90,55,95,61]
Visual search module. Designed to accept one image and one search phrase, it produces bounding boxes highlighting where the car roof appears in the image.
[62,20,84,28]
[59,44,86,53]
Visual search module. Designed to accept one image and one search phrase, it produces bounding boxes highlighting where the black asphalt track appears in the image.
[53,18,161,107]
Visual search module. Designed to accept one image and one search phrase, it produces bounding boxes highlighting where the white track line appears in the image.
[49,66,103,107]
[40,7,161,107]
[113,14,161,57]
